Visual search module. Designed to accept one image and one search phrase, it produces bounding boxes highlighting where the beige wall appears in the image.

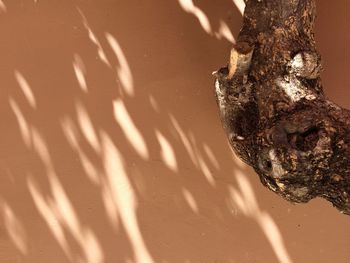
[0,1,349,263]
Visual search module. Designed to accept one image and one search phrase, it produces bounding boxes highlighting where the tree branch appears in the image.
[214,0,350,214]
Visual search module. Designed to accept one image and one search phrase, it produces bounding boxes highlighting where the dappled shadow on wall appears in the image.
[1,1,350,263]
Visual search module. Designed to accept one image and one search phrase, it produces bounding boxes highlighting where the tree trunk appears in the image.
[214,0,350,214]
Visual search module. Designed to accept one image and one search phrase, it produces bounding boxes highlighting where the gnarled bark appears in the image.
[214,0,350,214]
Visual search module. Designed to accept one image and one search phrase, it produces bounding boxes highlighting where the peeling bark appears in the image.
[214,0,350,214]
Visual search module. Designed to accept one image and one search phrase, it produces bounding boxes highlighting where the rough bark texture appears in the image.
[214,0,350,214]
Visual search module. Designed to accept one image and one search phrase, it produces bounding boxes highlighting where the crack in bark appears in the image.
[214,0,350,214]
